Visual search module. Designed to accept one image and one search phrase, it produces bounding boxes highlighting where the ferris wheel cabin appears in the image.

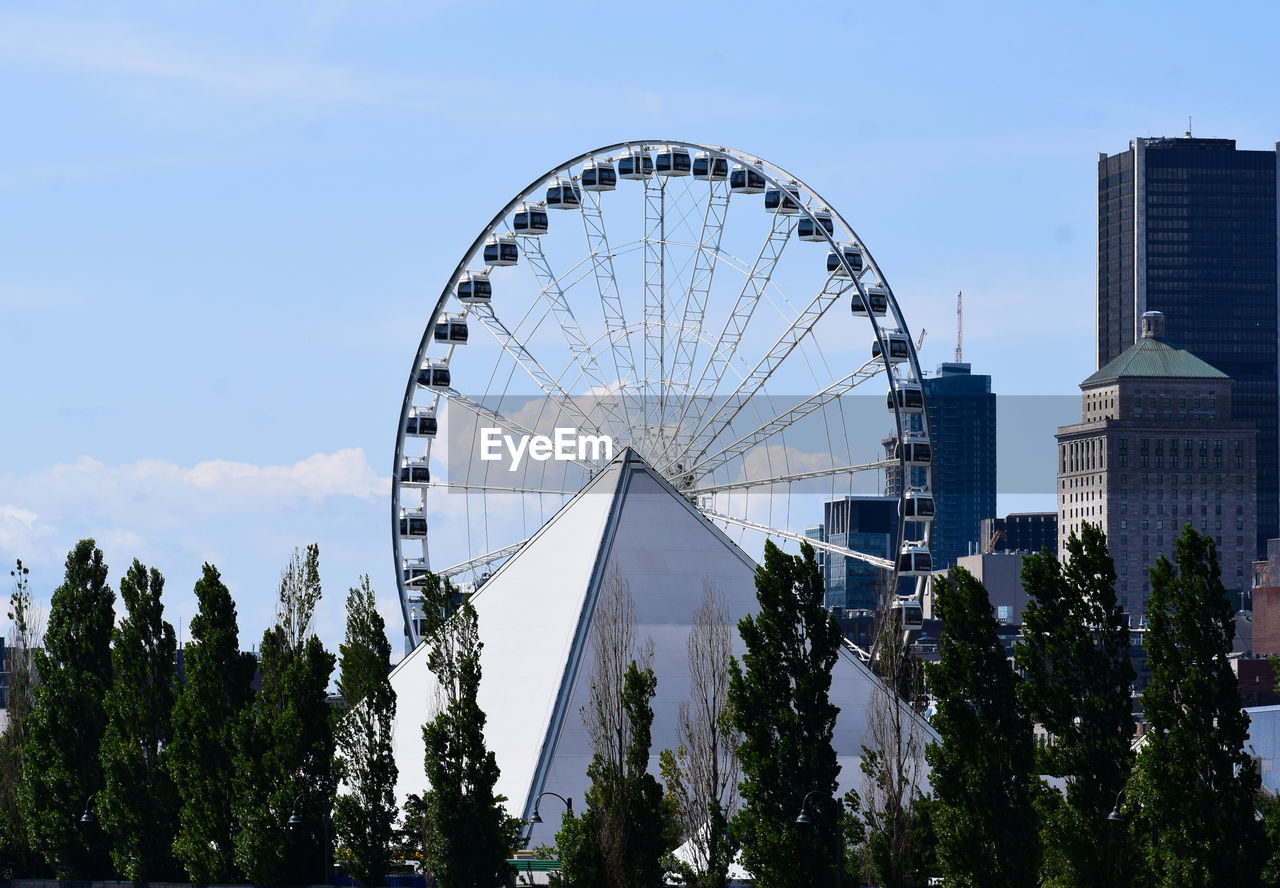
[618,149,654,180]
[892,434,932,466]
[894,597,924,631]
[902,490,935,522]
[483,235,519,267]
[456,272,492,304]
[546,178,582,210]
[399,457,431,487]
[434,314,469,344]
[887,381,924,413]
[417,358,451,390]
[897,544,932,576]
[828,244,865,277]
[798,210,834,241]
[398,508,428,539]
[729,164,766,194]
[402,558,429,586]
[581,159,617,191]
[853,284,888,316]
[764,181,801,214]
[872,331,911,362]
[513,203,549,235]
[405,406,437,438]
[693,151,729,180]
[656,147,692,176]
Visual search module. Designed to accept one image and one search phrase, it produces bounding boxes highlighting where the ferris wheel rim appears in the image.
[393,140,935,650]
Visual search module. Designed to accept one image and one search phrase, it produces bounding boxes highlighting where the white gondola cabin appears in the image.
[798,210,834,241]
[897,544,932,576]
[693,151,729,181]
[546,178,582,210]
[886,381,924,413]
[892,434,932,466]
[729,164,766,194]
[483,235,519,267]
[406,407,437,438]
[399,457,431,487]
[656,147,692,176]
[581,159,617,191]
[853,284,888,316]
[456,272,492,304]
[513,203,549,235]
[894,597,924,630]
[417,358,450,390]
[434,314,469,344]
[764,181,801,214]
[902,491,935,522]
[402,558,429,585]
[399,509,428,539]
[872,331,911,363]
[618,149,654,180]
[828,243,865,277]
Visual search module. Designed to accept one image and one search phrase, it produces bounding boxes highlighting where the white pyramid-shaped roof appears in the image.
[390,449,934,848]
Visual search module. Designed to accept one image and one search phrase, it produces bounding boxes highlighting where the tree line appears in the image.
[4,521,1280,887]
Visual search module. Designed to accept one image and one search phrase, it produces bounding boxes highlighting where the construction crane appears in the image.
[955,290,963,363]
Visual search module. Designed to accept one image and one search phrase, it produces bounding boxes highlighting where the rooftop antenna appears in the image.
[1186,116,1192,138]
[955,290,963,363]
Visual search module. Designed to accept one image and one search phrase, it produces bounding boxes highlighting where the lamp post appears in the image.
[287,795,332,886]
[79,793,96,825]
[1106,787,1154,888]
[796,789,843,888]
[525,792,573,846]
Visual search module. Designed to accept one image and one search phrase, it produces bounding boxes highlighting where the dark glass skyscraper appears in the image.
[1098,137,1279,554]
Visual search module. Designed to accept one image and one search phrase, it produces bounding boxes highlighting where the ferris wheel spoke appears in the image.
[469,302,608,439]
[678,357,884,481]
[666,177,731,438]
[436,540,527,579]
[691,460,891,496]
[641,177,667,445]
[520,235,630,432]
[428,481,575,496]
[581,189,642,428]
[665,211,796,462]
[700,508,894,570]
[436,388,598,472]
[666,270,855,471]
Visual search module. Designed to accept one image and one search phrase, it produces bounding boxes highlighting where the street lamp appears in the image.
[79,793,96,825]
[285,795,332,886]
[528,791,573,825]
[795,789,843,888]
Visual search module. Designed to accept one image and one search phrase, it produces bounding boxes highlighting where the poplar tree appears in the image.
[333,575,399,887]
[925,566,1039,888]
[728,541,843,888]
[234,544,337,886]
[421,574,520,888]
[0,559,44,877]
[168,563,256,882]
[98,559,180,881]
[1133,525,1265,885]
[19,539,115,879]
[1015,524,1134,887]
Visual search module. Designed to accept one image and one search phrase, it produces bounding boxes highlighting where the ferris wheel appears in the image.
[392,141,933,651]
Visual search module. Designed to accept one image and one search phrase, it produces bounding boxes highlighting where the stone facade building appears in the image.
[1056,311,1257,622]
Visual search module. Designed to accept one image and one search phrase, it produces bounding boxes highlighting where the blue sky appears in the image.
[3,0,1278,657]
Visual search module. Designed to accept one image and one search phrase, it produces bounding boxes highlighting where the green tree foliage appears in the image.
[168,563,256,882]
[421,573,521,888]
[19,539,115,879]
[1133,525,1265,886]
[98,559,181,881]
[333,575,399,887]
[234,544,338,886]
[0,559,45,877]
[559,660,674,888]
[1015,523,1135,887]
[727,540,843,888]
[925,566,1039,888]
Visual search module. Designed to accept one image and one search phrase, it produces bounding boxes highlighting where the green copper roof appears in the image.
[1082,336,1228,387]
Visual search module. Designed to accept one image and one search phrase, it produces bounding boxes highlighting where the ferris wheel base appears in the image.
[386,448,936,848]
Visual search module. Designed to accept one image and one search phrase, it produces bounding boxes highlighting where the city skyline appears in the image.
[3,1,1279,654]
